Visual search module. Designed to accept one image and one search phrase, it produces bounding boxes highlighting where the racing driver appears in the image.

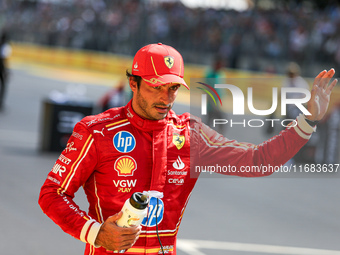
[39,43,337,255]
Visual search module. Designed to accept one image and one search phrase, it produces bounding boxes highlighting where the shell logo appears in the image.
[114,156,137,176]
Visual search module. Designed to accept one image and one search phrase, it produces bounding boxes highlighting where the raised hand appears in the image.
[307,69,338,121]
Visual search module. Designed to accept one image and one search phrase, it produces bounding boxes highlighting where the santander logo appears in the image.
[173,156,185,170]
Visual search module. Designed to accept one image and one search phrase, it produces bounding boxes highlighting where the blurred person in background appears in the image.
[281,62,312,165]
[267,62,309,135]
[97,79,130,112]
[205,56,227,135]
[0,30,11,110]
[38,43,337,255]
[282,62,310,120]
[289,26,308,63]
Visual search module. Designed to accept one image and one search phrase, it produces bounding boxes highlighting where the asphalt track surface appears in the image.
[1,64,340,255]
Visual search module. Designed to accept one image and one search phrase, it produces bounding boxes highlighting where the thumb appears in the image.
[107,211,123,222]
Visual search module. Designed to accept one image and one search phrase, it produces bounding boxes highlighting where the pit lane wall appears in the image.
[9,42,340,112]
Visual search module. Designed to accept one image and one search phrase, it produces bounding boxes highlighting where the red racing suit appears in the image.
[38,100,315,255]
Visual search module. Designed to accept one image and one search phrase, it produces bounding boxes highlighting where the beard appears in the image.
[135,89,172,120]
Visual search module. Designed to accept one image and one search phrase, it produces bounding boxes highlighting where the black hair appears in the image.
[126,70,142,89]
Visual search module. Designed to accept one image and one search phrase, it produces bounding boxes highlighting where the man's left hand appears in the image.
[307,69,338,121]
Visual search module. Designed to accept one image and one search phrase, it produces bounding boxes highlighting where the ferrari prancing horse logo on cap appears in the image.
[164,56,174,69]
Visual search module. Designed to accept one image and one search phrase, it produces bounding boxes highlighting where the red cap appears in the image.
[132,43,189,90]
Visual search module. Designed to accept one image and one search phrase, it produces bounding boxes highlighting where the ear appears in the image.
[129,77,138,93]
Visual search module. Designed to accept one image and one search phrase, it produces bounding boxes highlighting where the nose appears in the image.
[159,88,172,106]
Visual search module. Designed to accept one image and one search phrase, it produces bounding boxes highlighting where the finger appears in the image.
[119,244,133,251]
[120,234,140,246]
[313,70,327,86]
[119,225,142,235]
[310,84,317,100]
[319,69,335,89]
[115,211,123,219]
[326,78,338,94]
[111,236,137,250]
[132,225,142,233]
[123,226,142,233]
[106,236,136,251]
[119,235,139,244]
[108,211,123,222]
[119,240,138,250]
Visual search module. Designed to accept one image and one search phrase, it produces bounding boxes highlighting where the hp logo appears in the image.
[113,131,136,153]
[141,197,164,227]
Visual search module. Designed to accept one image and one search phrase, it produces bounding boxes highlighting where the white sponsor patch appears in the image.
[51,163,66,177]
[58,154,71,165]
[173,156,185,170]
[113,179,137,193]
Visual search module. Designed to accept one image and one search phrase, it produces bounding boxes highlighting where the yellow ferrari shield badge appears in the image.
[173,133,185,150]
[164,56,174,69]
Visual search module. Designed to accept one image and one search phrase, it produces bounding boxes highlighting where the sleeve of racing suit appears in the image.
[191,114,316,177]
[38,121,101,247]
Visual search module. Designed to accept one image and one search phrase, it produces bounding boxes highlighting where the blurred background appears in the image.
[0,0,340,255]
[3,0,340,74]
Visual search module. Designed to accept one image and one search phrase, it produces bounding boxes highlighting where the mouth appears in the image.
[154,105,170,114]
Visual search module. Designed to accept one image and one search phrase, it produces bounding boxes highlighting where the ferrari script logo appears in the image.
[172,133,185,150]
[164,56,174,69]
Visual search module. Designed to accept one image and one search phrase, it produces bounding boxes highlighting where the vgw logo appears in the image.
[141,197,164,227]
[113,131,136,153]
[198,82,311,116]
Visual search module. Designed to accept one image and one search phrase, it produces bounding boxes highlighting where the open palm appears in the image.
[307,69,338,121]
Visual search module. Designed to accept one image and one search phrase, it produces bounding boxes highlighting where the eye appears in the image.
[153,86,161,90]
[170,85,180,91]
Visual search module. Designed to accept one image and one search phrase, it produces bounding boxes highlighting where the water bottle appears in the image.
[116,192,149,228]
[112,192,149,253]
[112,191,163,253]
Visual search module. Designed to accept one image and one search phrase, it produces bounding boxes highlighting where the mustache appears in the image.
[153,103,172,108]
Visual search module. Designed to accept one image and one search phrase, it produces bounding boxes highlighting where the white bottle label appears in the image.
[116,199,147,228]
